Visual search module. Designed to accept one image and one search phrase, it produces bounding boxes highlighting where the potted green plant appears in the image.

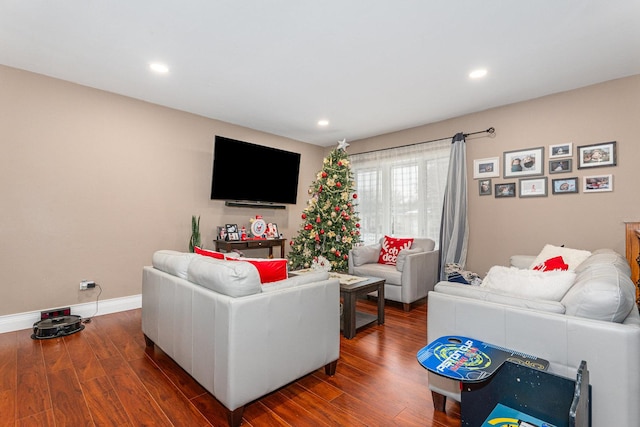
[189,215,201,252]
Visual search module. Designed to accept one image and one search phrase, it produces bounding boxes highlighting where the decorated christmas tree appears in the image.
[288,139,361,272]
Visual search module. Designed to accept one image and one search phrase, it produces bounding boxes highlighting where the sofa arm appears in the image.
[400,249,439,301]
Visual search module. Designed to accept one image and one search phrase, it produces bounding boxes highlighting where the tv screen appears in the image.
[211,136,301,205]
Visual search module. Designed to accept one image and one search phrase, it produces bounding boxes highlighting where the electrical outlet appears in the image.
[79,280,95,290]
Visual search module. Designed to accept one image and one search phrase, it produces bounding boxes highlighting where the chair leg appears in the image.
[402,302,411,312]
[226,406,244,427]
[431,391,446,412]
[325,360,338,376]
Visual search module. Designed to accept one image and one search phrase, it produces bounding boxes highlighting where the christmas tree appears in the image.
[288,139,361,272]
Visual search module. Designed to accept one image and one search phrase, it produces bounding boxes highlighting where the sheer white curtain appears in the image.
[349,139,451,246]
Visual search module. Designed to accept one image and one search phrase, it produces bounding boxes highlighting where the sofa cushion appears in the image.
[435,281,566,314]
[187,256,261,297]
[227,257,288,283]
[261,271,330,292]
[352,243,381,267]
[530,244,591,271]
[352,263,402,286]
[378,236,414,266]
[481,265,576,301]
[152,250,198,279]
[194,246,225,259]
[396,247,423,272]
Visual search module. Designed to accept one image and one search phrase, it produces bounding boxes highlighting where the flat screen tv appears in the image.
[211,136,301,206]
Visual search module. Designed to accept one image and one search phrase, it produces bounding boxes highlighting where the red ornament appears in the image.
[319,185,323,192]
[320,229,325,234]
[335,250,341,257]
[335,206,340,211]
[301,213,307,219]
[315,235,320,242]
[353,194,358,199]
[338,161,343,166]
[289,240,294,246]
[321,171,327,178]
[336,182,342,188]
[343,254,348,260]
[356,223,360,228]
[316,216,321,223]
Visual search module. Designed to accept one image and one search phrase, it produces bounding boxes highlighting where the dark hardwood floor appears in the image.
[0,297,462,426]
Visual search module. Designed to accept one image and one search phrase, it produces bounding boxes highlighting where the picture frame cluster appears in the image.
[474,141,616,197]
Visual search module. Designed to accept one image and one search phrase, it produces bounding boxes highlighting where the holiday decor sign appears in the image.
[287,139,361,272]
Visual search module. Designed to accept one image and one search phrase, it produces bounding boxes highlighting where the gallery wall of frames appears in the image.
[473,141,616,198]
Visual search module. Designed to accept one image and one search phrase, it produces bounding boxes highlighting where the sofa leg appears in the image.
[402,303,411,312]
[227,406,244,427]
[431,391,446,412]
[325,360,338,376]
[143,334,154,347]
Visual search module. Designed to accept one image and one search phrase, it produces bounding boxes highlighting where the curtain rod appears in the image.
[350,127,495,155]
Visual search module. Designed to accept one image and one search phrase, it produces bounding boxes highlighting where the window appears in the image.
[350,139,451,246]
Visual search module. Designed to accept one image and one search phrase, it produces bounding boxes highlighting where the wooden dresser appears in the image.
[625,222,640,306]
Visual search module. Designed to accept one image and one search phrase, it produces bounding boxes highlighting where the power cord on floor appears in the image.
[82,283,102,324]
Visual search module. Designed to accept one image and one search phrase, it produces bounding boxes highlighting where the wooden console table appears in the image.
[214,238,286,258]
[625,222,640,306]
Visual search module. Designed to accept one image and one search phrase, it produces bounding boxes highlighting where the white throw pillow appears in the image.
[352,244,381,267]
[396,247,423,272]
[530,244,591,271]
[481,265,576,301]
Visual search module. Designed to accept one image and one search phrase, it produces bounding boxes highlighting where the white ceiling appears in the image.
[2,1,639,147]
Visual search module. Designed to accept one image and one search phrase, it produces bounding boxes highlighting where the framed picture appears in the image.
[478,179,492,196]
[217,226,227,241]
[473,157,500,179]
[583,174,613,193]
[519,177,548,198]
[552,177,578,194]
[503,147,544,178]
[549,159,572,174]
[266,222,279,239]
[549,142,572,158]
[495,182,516,198]
[577,141,617,169]
[225,223,240,241]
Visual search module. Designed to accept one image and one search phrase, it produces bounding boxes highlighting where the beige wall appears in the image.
[0,65,326,316]
[2,65,638,317]
[347,74,640,276]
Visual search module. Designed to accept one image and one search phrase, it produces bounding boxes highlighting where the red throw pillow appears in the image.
[194,246,225,260]
[532,255,569,272]
[228,258,288,283]
[378,236,414,266]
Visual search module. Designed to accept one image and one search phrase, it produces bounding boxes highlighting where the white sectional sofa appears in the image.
[426,248,640,426]
[142,250,340,427]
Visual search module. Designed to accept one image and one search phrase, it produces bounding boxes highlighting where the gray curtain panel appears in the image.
[438,132,469,280]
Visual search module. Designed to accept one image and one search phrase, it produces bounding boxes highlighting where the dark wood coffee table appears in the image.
[340,276,385,339]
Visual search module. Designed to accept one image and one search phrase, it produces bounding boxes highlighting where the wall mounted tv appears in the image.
[211,136,301,207]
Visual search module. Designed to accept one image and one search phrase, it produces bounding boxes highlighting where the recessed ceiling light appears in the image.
[150,62,169,73]
[317,120,329,127]
[469,68,487,79]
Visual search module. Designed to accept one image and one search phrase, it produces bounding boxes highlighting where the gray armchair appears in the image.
[348,237,439,311]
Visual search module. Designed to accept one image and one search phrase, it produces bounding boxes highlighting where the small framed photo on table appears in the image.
[225,224,240,241]
[266,223,279,239]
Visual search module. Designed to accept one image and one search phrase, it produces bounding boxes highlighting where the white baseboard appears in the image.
[0,294,142,334]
